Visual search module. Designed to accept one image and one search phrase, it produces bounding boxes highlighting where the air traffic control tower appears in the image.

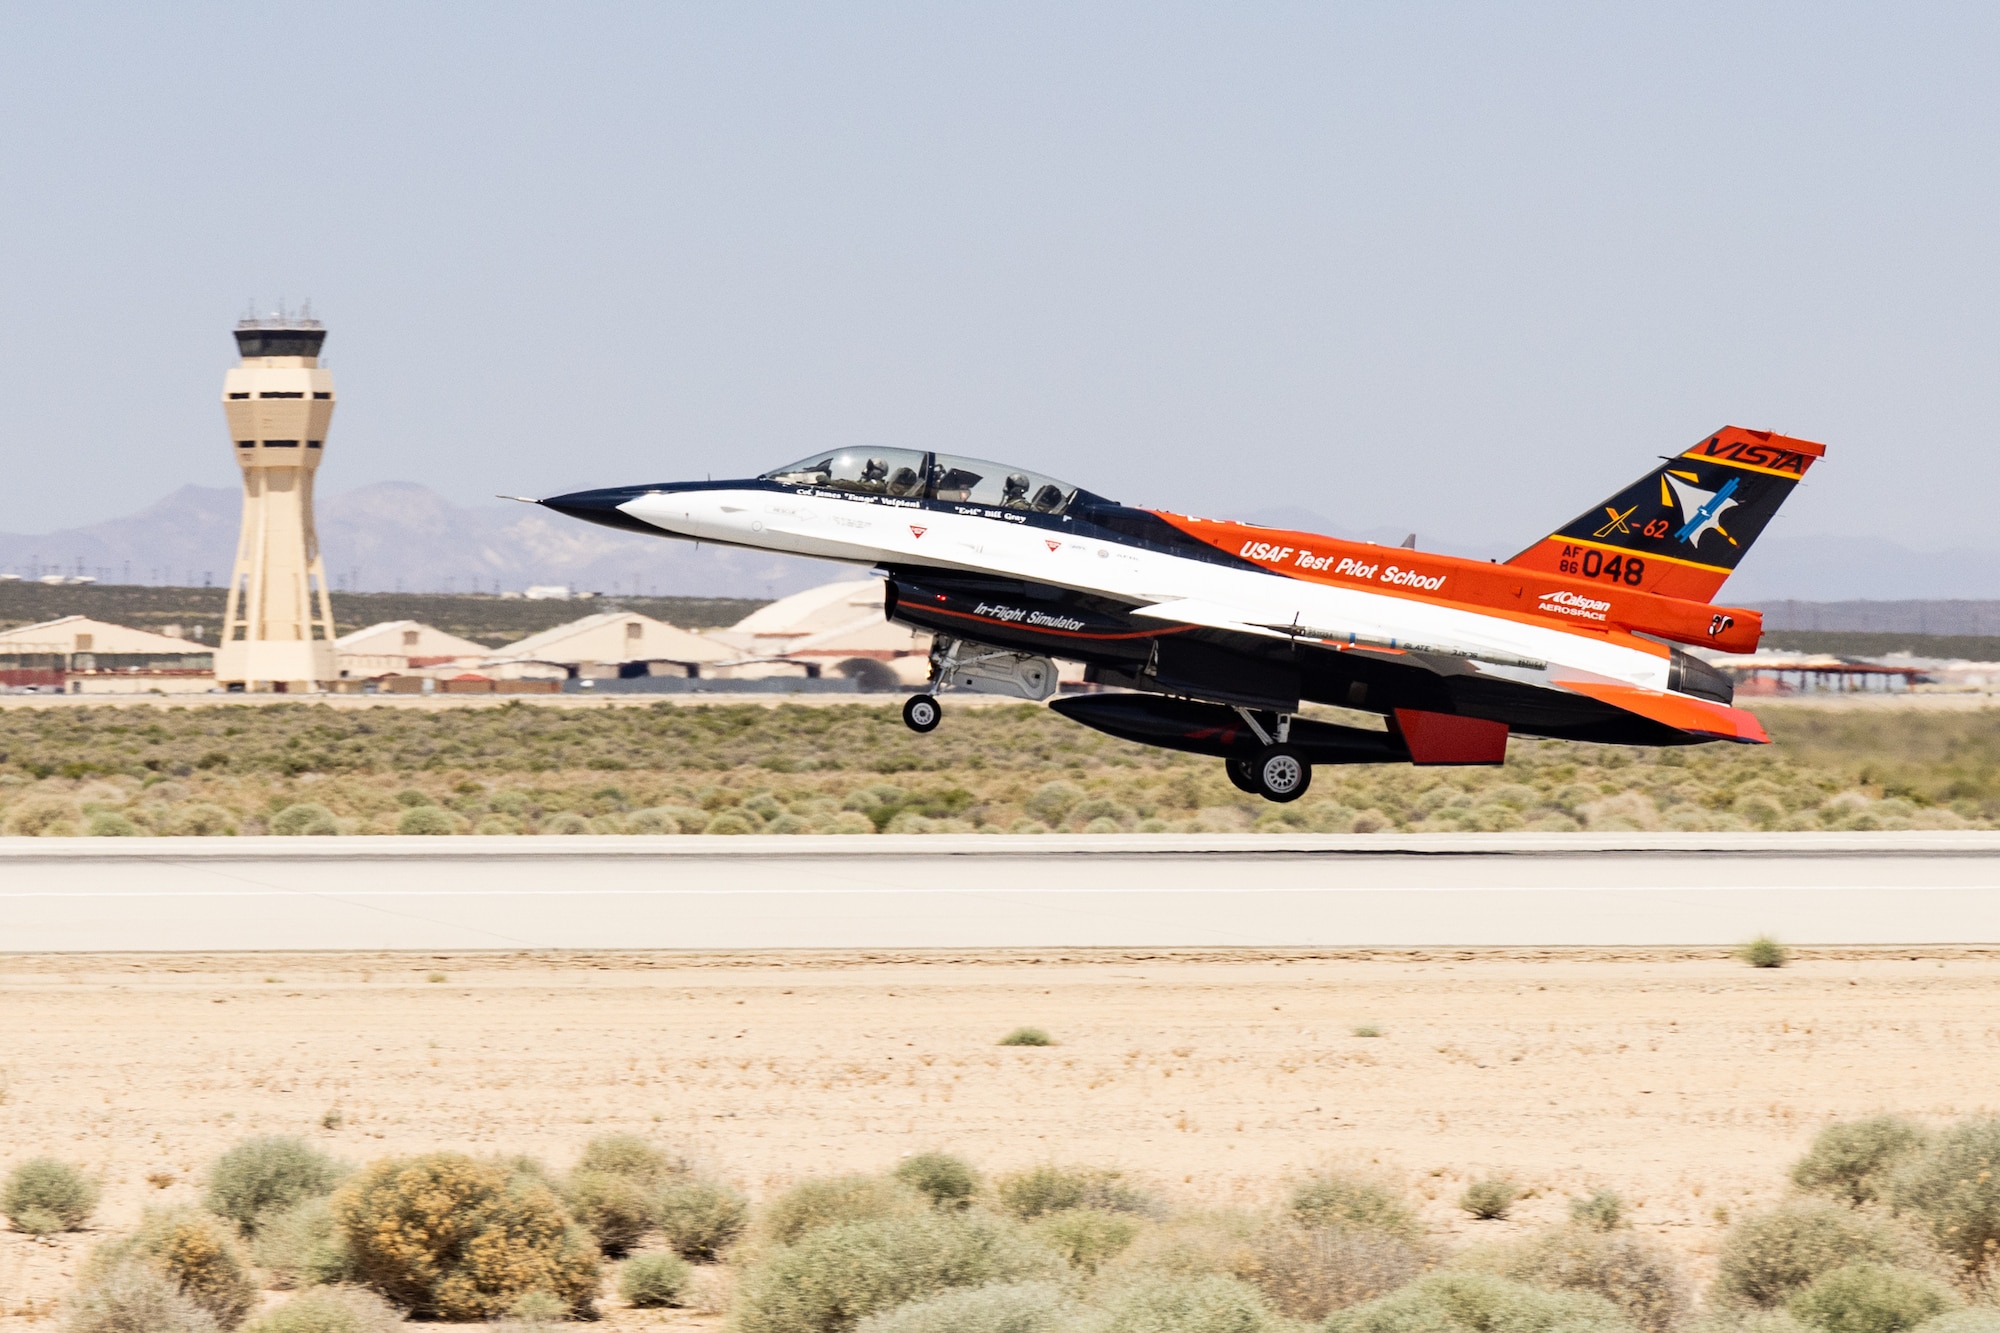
[214,309,338,692]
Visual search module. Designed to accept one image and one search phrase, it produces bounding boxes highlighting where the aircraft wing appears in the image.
[1131,598,1765,743]
[1129,599,1546,671]
[1127,598,1293,640]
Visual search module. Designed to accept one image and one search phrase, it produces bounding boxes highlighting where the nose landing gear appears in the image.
[902,694,942,733]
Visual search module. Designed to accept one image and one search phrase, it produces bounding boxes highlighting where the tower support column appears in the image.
[214,310,337,692]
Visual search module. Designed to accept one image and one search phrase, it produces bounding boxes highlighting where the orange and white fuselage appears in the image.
[542,427,1823,772]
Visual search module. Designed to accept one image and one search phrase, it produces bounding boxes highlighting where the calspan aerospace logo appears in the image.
[1538,589,1610,622]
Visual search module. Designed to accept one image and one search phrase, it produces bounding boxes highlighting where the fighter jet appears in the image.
[536,426,1822,802]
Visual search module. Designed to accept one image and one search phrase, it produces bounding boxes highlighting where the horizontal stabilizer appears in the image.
[1556,679,1769,744]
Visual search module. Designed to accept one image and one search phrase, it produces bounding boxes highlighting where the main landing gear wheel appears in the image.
[1251,744,1311,803]
[902,694,942,734]
[1225,757,1259,794]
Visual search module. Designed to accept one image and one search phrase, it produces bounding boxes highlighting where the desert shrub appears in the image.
[206,1136,346,1234]
[1888,1118,2000,1271]
[1106,1210,1263,1282]
[4,795,79,836]
[330,1152,599,1319]
[4,1156,100,1233]
[996,1165,1157,1221]
[395,805,455,835]
[566,1169,656,1256]
[1785,1264,1957,1333]
[618,1252,691,1307]
[240,1286,402,1333]
[1462,1179,1521,1221]
[853,1280,1078,1333]
[1793,1119,1930,1207]
[168,804,239,836]
[1029,1207,1141,1272]
[575,1133,684,1188]
[732,1212,1065,1333]
[1090,1273,1292,1333]
[1000,1027,1056,1047]
[86,811,142,836]
[89,1207,259,1329]
[1913,1313,2000,1333]
[493,1289,568,1332]
[1740,936,1789,968]
[656,1177,750,1259]
[1246,1223,1431,1321]
[1571,1192,1628,1232]
[542,812,592,835]
[1025,781,1083,825]
[1715,1204,1926,1307]
[894,1153,981,1209]
[1290,1173,1422,1242]
[270,803,339,836]
[1327,1270,1633,1333]
[61,1262,220,1333]
[1499,1226,1692,1333]
[252,1197,351,1289]
[763,1174,928,1246]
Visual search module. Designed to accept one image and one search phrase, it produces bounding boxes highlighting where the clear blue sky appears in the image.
[1,4,1994,557]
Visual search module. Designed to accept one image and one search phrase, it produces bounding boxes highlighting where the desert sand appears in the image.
[4,946,1998,1328]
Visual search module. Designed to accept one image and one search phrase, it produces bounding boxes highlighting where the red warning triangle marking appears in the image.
[909,525,927,538]
[1045,540,1061,552]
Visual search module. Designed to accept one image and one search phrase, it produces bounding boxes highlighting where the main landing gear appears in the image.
[1227,709,1312,803]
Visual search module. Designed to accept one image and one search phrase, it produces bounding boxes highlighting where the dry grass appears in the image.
[0,701,1991,836]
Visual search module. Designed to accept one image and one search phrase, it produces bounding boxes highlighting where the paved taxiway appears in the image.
[3,833,1998,952]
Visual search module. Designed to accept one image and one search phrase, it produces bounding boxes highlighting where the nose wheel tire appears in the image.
[1225,757,1259,794]
[902,694,942,733]
[1251,744,1311,803]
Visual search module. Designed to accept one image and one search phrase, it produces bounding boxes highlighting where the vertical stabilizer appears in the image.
[1505,426,1825,601]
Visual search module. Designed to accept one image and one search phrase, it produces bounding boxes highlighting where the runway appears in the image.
[3,832,1999,952]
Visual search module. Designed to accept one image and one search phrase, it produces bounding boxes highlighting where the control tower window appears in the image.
[764,448,931,497]
[927,454,1078,514]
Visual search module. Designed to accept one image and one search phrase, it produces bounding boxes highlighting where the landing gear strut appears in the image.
[1226,708,1313,803]
[902,694,941,733]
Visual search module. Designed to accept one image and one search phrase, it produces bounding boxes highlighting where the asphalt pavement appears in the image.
[3,833,1997,953]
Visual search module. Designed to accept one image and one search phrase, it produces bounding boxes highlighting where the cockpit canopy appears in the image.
[762,448,1082,515]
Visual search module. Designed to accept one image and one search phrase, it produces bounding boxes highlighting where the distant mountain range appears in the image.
[0,484,1989,603]
[0,483,849,599]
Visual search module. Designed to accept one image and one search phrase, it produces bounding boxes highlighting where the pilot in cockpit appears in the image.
[1002,474,1032,509]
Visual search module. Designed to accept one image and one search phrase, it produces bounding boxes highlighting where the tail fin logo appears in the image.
[1592,505,1637,539]
[1662,471,1741,548]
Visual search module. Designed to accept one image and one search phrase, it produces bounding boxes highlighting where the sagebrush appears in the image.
[205,1136,346,1235]
[4,1156,99,1234]
[329,1153,599,1319]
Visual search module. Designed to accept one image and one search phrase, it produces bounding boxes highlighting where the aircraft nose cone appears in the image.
[539,485,663,535]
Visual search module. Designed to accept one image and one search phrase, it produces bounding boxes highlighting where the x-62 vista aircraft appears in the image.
[538,427,1822,802]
